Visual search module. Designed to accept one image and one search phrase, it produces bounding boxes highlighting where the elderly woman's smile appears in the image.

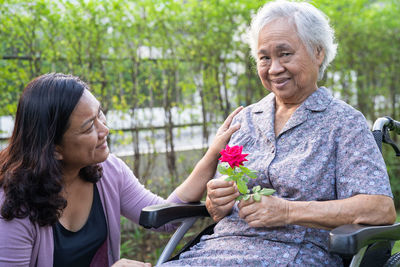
[270,77,290,88]
[257,18,324,105]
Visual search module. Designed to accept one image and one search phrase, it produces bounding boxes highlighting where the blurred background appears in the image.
[1,0,399,263]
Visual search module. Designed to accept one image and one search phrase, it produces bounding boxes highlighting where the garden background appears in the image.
[1,0,399,263]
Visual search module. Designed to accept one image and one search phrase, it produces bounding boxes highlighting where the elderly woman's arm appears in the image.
[238,194,396,230]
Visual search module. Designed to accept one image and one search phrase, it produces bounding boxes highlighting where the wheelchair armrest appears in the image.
[328,222,400,256]
[139,202,210,229]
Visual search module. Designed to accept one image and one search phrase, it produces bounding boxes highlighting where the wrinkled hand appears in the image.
[111,258,152,267]
[238,195,290,228]
[206,176,240,222]
[208,106,243,155]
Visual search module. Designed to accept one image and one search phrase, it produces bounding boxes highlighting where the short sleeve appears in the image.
[0,215,35,265]
[335,111,393,199]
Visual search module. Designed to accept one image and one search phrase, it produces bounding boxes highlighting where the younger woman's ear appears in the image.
[54,147,63,160]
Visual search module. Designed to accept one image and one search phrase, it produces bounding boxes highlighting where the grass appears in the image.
[393,214,400,254]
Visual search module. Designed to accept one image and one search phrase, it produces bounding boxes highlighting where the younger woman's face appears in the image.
[56,90,109,171]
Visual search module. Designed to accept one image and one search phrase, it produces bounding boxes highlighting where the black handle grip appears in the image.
[372,117,400,156]
[139,202,209,229]
[391,119,400,135]
[372,130,383,153]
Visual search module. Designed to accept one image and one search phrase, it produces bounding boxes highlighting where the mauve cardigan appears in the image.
[0,154,182,266]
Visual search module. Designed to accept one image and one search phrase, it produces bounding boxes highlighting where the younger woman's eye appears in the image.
[98,110,107,125]
[99,110,105,119]
[85,123,94,133]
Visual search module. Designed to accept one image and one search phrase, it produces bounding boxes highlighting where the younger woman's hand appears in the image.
[208,106,243,155]
[111,258,152,267]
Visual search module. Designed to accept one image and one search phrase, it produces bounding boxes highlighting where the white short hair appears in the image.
[247,0,337,80]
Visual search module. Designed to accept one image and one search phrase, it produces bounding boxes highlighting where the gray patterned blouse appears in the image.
[162,87,393,267]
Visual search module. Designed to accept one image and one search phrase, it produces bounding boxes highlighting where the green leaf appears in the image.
[237,180,248,194]
[231,172,241,179]
[236,195,244,201]
[229,175,240,183]
[247,171,258,179]
[239,166,250,173]
[253,192,261,202]
[259,188,276,196]
[217,163,230,174]
[224,177,233,182]
[243,194,251,201]
[252,185,261,193]
[226,167,234,176]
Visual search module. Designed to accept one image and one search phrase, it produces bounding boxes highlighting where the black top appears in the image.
[53,184,107,267]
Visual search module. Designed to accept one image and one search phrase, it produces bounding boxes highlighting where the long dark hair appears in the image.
[0,73,103,226]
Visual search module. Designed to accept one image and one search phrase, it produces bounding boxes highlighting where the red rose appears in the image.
[219,145,249,169]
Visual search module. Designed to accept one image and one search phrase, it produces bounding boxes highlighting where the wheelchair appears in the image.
[139,116,400,267]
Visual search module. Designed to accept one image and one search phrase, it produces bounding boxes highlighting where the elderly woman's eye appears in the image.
[259,56,270,63]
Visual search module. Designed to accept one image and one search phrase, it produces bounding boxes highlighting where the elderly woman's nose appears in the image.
[268,58,284,75]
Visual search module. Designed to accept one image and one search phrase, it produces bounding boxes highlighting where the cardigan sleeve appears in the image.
[0,209,35,266]
[107,155,184,231]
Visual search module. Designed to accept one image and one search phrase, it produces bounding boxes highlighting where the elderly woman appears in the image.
[0,73,242,267]
[162,1,396,266]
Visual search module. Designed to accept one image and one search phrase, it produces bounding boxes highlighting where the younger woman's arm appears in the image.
[174,107,243,202]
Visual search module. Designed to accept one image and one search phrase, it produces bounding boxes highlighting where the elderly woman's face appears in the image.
[257,18,324,104]
[56,90,109,170]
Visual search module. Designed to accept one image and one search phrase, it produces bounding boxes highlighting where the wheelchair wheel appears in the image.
[384,252,400,267]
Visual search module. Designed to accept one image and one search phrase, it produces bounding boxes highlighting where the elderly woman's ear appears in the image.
[315,46,325,66]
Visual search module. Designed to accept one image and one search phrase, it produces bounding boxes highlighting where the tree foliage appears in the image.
[1,0,399,199]
[1,0,398,119]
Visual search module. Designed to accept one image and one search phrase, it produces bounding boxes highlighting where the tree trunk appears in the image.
[129,53,141,178]
[141,65,157,183]
[200,64,209,146]
[222,60,230,118]
[163,69,178,185]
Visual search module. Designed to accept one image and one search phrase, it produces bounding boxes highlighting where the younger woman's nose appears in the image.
[97,120,109,138]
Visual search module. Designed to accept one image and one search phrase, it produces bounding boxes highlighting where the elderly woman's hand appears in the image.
[206,177,240,222]
[238,195,290,228]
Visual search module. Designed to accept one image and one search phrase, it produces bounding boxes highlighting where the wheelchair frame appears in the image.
[139,116,400,267]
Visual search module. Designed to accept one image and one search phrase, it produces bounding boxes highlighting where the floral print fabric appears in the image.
[162,87,393,267]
